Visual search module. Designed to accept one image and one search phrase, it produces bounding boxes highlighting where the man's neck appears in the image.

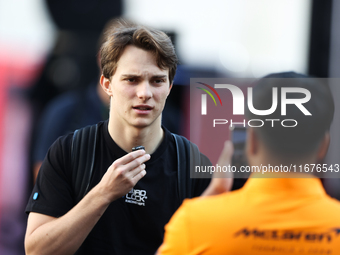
[107,119,164,154]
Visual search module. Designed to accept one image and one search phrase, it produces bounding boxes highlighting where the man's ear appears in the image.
[100,75,113,96]
[167,82,173,96]
[317,132,330,161]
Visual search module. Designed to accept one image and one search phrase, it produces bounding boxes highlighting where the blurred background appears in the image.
[0,0,339,254]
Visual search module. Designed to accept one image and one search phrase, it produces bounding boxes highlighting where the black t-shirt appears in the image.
[26,120,211,254]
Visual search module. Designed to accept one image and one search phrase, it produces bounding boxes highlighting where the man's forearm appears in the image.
[25,150,149,255]
[25,185,111,255]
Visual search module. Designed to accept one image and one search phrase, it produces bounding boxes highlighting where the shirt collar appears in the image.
[241,173,326,198]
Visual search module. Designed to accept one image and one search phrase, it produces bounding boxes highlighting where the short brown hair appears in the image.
[100,19,178,84]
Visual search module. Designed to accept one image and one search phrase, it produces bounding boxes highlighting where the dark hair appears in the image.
[245,71,334,157]
[100,19,178,84]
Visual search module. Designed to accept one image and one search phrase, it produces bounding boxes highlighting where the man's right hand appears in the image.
[96,149,151,203]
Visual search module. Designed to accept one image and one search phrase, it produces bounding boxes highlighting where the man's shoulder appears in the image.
[49,132,74,152]
[69,120,108,156]
[167,132,210,158]
[48,121,107,154]
[317,195,340,219]
[75,120,107,132]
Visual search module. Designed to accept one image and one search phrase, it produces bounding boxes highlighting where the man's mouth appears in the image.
[133,105,153,110]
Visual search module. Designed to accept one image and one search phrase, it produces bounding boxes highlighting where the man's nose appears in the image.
[137,81,152,100]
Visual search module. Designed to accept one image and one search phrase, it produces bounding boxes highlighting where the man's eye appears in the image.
[155,79,165,83]
[126,78,136,82]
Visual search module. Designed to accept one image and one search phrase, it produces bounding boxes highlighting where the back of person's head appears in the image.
[100,18,178,84]
[245,71,334,158]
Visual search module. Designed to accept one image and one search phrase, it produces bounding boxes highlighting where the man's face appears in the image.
[102,45,172,129]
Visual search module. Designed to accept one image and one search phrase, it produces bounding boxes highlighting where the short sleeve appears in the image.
[26,134,75,217]
[157,201,190,254]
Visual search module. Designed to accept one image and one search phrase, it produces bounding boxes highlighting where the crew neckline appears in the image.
[102,120,171,163]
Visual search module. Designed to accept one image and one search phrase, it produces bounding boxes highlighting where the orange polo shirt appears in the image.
[158,175,340,255]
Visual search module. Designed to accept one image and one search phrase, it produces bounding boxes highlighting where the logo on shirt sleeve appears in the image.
[33,192,39,200]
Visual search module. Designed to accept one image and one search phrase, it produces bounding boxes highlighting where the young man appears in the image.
[25,20,211,255]
[158,72,340,254]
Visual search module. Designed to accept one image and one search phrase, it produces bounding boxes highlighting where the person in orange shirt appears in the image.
[158,72,340,255]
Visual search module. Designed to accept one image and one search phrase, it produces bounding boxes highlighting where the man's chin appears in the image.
[131,119,159,129]
[129,114,162,129]
[131,120,153,129]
